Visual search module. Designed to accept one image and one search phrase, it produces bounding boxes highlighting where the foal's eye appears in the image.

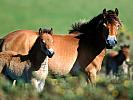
[42,41,46,46]
[43,40,46,43]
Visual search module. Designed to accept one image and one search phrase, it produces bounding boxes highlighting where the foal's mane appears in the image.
[42,28,53,34]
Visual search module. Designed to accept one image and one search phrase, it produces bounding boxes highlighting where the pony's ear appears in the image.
[127,45,130,48]
[39,28,43,35]
[103,8,107,18]
[115,8,119,16]
[50,28,53,34]
[120,45,123,49]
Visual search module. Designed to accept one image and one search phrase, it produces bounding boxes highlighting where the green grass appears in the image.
[1,73,133,100]
[0,0,133,37]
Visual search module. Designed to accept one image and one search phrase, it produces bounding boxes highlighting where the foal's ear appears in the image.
[127,45,130,48]
[115,8,119,16]
[39,28,43,35]
[49,28,53,34]
[103,8,107,18]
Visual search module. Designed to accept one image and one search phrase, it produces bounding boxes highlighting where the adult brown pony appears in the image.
[0,8,122,85]
[0,28,54,92]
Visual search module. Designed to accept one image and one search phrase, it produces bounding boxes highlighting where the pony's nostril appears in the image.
[115,40,117,44]
[107,39,117,46]
[47,49,55,58]
[107,40,109,44]
[48,52,54,58]
[106,39,109,43]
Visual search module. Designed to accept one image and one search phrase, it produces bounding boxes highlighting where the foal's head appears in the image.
[38,28,54,58]
[120,44,130,62]
[101,8,121,49]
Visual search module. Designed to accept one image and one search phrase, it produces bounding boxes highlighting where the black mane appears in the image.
[69,14,103,34]
[69,9,121,35]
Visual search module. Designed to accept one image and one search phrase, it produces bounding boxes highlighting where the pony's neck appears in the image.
[75,14,106,50]
[70,45,106,75]
[28,38,47,68]
[87,14,103,32]
[70,14,106,73]
[79,32,105,53]
[83,14,103,34]
[78,41,105,67]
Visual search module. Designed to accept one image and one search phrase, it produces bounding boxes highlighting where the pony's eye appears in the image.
[43,40,46,43]
[116,24,120,30]
[103,23,107,27]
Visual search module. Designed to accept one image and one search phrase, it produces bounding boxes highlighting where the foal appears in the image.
[105,44,130,76]
[0,28,54,92]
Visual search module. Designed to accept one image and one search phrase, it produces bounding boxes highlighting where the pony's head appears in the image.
[101,8,121,49]
[120,44,130,62]
[38,28,54,58]
[69,8,121,49]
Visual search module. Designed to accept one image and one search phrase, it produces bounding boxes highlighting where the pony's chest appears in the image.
[32,57,48,80]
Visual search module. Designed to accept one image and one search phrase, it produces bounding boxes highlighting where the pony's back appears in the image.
[1,30,38,55]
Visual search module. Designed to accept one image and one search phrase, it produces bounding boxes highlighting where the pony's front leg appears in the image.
[86,68,97,86]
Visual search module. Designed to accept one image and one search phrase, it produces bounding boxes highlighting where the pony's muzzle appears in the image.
[47,48,55,58]
[106,35,117,49]
[107,39,117,46]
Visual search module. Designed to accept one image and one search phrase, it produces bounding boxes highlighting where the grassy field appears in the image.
[0,0,133,37]
[0,73,133,100]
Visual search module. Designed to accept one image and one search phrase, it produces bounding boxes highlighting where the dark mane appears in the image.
[69,9,121,35]
[43,28,53,34]
[69,14,103,34]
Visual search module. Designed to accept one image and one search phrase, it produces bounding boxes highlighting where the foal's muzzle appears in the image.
[106,35,117,49]
[47,48,55,58]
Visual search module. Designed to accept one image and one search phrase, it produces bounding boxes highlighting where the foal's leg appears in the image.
[106,65,111,76]
[0,62,6,73]
[31,78,45,92]
[12,80,16,86]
